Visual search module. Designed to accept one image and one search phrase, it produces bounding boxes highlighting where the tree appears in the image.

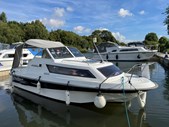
[24,20,49,40]
[0,22,8,43]
[0,21,25,44]
[91,30,117,44]
[143,32,158,49]
[164,6,169,34]
[159,36,169,52]
[49,30,61,41]
[0,12,7,23]
[8,21,25,42]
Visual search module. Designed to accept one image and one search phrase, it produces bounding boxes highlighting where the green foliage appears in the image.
[2,11,159,52]
[24,20,49,40]
[0,22,24,44]
[91,30,117,44]
[48,29,93,52]
[0,12,7,23]
[144,32,158,42]
[164,6,169,34]
[159,36,169,52]
[143,32,158,49]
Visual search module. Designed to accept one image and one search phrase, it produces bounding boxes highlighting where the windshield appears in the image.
[98,65,122,77]
[48,47,73,59]
[68,47,84,57]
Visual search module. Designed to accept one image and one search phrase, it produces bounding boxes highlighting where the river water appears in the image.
[0,61,169,127]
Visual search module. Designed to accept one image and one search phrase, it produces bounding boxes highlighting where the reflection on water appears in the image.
[1,62,169,127]
[162,65,169,101]
[12,88,149,127]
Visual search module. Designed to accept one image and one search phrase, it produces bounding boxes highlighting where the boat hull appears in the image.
[12,81,139,104]
[93,51,155,61]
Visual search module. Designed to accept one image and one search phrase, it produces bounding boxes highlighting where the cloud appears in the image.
[139,10,145,15]
[118,8,133,17]
[41,18,65,28]
[54,7,65,17]
[40,6,74,29]
[66,6,73,12]
[73,26,91,33]
[112,32,126,42]
[97,27,109,31]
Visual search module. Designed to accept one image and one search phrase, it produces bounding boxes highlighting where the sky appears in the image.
[0,0,169,43]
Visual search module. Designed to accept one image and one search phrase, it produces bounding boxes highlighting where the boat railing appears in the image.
[127,64,142,74]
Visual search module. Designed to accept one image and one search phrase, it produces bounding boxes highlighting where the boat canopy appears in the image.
[25,39,65,48]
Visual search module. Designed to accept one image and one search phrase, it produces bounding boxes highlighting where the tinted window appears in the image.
[68,47,84,57]
[98,65,122,77]
[49,47,73,59]
[3,54,14,58]
[46,65,96,78]
[120,49,138,52]
[23,54,28,57]
[95,42,115,53]
[42,49,51,59]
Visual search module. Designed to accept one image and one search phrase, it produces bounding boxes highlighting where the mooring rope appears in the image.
[121,76,131,127]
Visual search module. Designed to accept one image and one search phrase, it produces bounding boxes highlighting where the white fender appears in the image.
[94,94,106,108]
[65,90,70,105]
[37,81,41,93]
[137,92,147,109]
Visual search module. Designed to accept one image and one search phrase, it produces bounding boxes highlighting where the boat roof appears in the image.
[25,39,65,48]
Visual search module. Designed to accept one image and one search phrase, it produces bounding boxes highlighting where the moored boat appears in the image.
[10,39,158,108]
[92,41,157,61]
[0,48,34,76]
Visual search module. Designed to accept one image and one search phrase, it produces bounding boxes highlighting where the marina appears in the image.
[1,0,169,126]
[0,61,169,127]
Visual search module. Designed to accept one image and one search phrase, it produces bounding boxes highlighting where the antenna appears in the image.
[92,37,104,63]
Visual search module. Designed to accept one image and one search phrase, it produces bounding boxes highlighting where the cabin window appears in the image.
[112,50,117,52]
[68,47,84,57]
[120,49,138,52]
[3,54,14,58]
[42,49,51,59]
[98,65,122,77]
[22,54,28,57]
[48,47,73,59]
[46,65,96,78]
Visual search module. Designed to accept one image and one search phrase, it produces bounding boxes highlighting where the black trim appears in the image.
[12,75,145,93]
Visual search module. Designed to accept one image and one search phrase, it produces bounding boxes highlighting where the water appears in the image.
[0,62,169,127]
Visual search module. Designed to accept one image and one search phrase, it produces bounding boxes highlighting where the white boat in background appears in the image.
[0,48,34,75]
[92,42,157,61]
[11,39,158,109]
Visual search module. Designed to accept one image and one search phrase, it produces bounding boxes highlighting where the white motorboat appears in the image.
[0,48,34,73]
[92,42,157,61]
[11,39,158,109]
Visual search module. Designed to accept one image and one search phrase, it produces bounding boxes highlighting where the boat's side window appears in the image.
[98,65,122,77]
[3,54,14,58]
[112,50,117,52]
[46,65,96,78]
[48,47,73,59]
[22,54,28,57]
[120,49,138,52]
[42,49,51,59]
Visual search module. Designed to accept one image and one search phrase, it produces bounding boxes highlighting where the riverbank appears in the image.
[155,52,169,67]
